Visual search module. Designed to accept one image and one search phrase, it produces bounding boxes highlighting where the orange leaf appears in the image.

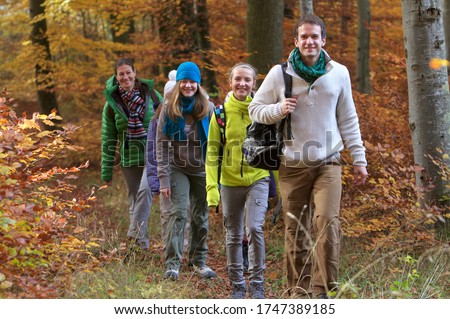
[74,226,86,234]
[429,58,449,69]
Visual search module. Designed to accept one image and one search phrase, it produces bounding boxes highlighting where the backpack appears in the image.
[214,104,227,146]
[241,62,292,170]
[214,103,278,199]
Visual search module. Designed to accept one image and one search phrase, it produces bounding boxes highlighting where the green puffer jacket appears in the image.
[101,75,162,182]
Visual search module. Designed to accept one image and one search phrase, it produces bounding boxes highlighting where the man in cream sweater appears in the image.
[249,14,368,298]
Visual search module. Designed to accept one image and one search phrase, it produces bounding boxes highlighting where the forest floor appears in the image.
[63,162,289,299]
[59,121,449,299]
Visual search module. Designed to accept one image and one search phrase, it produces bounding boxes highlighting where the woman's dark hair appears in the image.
[294,14,326,39]
[114,58,135,74]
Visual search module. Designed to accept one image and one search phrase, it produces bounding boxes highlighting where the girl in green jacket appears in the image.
[206,63,270,299]
[101,58,162,250]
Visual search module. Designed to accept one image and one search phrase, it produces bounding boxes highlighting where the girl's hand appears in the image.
[160,187,171,198]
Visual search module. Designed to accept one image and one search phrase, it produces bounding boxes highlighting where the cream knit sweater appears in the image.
[248,53,367,168]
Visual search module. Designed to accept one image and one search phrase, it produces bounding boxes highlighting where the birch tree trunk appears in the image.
[247,0,284,79]
[29,0,60,120]
[443,0,450,62]
[356,0,371,94]
[401,0,450,209]
[300,0,314,16]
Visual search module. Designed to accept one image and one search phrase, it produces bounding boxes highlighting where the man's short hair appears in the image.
[294,14,326,39]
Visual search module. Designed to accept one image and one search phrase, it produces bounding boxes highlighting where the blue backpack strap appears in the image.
[201,115,210,138]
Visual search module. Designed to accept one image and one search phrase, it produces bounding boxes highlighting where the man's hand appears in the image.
[281,96,298,116]
[160,187,171,198]
[353,166,368,186]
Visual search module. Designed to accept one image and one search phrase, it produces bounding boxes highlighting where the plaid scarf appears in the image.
[119,86,147,140]
[291,48,327,84]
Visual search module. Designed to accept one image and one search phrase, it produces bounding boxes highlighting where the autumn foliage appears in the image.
[0,91,102,298]
[0,0,448,299]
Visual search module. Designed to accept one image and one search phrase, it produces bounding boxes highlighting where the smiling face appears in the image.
[179,80,198,98]
[229,67,255,101]
[115,64,136,92]
[294,23,326,66]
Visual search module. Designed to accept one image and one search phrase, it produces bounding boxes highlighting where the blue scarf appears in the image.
[163,96,209,159]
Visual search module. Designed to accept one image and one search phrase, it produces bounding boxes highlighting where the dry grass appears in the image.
[65,167,449,299]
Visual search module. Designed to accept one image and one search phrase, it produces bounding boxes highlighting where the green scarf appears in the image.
[227,93,252,114]
[291,48,327,84]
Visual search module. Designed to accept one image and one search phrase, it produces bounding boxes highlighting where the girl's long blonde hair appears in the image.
[164,82,210,121]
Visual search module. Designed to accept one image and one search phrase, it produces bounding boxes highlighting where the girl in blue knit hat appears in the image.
[156,61,217,280]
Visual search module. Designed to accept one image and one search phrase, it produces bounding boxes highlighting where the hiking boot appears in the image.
[249,281,265,299]
[163,269,179,281]
[194,265,217,279]
[230,282,247,299]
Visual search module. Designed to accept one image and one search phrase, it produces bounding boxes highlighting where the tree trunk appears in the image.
[300,0,314,16]
[443,0,450,62]
[340,0,354,62]
[175,1,197,58]
[284,0,296,19]
[401,0,450,209]
[29,0,59,120]
[247,0,284,81]
[195,0,218,96]
[356,0,371,94]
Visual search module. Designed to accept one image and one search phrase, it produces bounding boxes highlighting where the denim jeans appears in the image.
[221,177,269,283]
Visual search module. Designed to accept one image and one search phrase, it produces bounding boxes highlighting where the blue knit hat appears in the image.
[176,61,201,83]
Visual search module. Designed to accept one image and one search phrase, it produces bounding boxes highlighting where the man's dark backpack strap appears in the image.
[279,62,293,141]
[281,62,292,99]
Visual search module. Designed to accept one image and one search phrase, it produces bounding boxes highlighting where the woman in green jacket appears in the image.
[101,58,162,250]
[206,63,270,299]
